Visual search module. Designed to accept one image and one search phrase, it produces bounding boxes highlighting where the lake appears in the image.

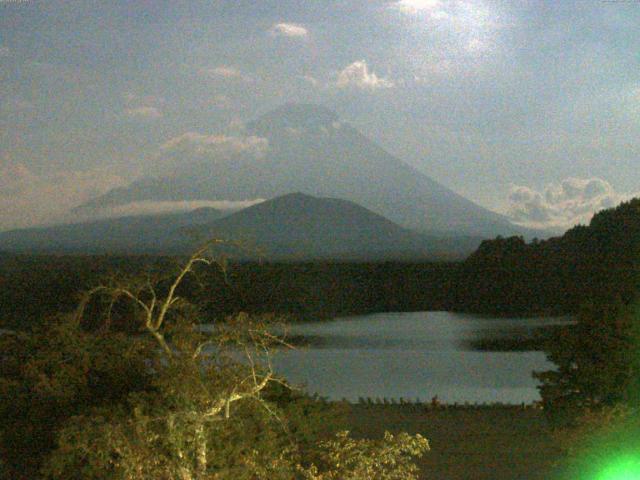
[269,311,572,404]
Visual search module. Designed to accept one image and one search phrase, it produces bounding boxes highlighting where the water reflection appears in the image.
[269,311,571,404]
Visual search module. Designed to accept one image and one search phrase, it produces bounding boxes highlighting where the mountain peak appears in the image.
[78,102,526,238]
[248,103,339,136]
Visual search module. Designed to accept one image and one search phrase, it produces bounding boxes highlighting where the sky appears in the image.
[1,0,640,231]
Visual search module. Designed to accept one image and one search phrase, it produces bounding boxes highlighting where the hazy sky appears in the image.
[1,0,640,231]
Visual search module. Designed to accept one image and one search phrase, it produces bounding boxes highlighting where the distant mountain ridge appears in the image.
[0,208,224,254]
[79,103,532,238]
[188,192,482,260]
[0,193,482,259]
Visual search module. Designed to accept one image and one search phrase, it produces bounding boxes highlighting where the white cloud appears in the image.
[269,22,308,38]
[430,9,450,20]
[125,106,163,119]
[0,161,125,231]
[122,92,165,106]
[392,0,451,20]
[298,74,320,87]
[123,92,164,106]
[155,132,269,178]
[202,65,244,80]
[391,0,502,72]
[161,133,269,158]
[162,132,269,155]
[394,0,443,14]
[207,94,232,109]
[123,93,164,119]
[507,177,639,230]
[336,60,394,91]
[84,199,265,220]
[466,38,486,53]
[393,0,494,26]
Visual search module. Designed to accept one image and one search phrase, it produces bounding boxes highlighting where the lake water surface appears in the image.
[270,311,572,404]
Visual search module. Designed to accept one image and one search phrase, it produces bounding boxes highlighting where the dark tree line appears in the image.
[452,198,640,316]
[0,256,460,330]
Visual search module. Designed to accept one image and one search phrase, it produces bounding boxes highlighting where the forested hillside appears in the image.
[0,256,459,329]
[452,198,640,316]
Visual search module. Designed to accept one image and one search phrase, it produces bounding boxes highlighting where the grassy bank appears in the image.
[346,403,563,480]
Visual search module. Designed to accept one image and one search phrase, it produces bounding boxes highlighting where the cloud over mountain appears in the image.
[200,65,246,81]
[336,60,394,91]
[80,104,524,238]
[82,199,265,221]
[123,93,164,119]
[393,0,443,15]
[508,177,638,230]
[125,106,163,119]
[161,133,269,158]
[269,22,308,38]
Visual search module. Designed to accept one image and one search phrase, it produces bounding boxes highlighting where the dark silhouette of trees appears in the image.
[453,198,640,317]
[534,299,640,425]
[504,199,640,424]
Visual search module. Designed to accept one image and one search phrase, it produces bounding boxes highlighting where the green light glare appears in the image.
[596,455,640,480]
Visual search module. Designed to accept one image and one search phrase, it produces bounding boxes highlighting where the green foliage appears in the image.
[297,430,429,480]
[41,387,299,480]
[455,199,640,426]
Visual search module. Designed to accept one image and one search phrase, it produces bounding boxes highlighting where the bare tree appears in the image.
[68,240,291,479]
